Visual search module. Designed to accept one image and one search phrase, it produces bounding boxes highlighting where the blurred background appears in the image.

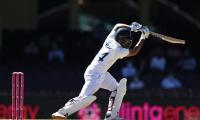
[0,0,200,119]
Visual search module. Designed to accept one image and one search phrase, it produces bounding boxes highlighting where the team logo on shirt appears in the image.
[105,42,112,49]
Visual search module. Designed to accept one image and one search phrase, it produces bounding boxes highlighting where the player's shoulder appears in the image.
[104,37,119,48]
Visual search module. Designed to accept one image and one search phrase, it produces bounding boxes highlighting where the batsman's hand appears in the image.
[130,22,142,32]
[130,22,150,39]
[140,26,150,39]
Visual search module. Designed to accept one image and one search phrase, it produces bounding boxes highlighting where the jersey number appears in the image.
[99,52,109,61]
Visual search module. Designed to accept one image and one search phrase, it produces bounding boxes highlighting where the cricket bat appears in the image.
[150,32,186,44]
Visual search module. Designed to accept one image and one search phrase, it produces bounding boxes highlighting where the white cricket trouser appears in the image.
[79,72,119,97]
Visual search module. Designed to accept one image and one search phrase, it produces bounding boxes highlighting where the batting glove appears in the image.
[140,26,150,39]
[130,22,142,32]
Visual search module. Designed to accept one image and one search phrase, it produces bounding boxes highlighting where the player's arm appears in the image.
[126,38,145,57]
[113,23,130,30]
[126,26,150,57]
[114,22,143,32]
[115,22,144,29]
[114,22,144,32]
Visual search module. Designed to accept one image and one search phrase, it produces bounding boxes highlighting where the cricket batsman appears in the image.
[52,22,150,120]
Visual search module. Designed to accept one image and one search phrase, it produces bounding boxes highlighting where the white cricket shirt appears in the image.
[85,26,129,74]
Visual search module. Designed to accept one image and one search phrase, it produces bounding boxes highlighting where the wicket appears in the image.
[12,72,24,120]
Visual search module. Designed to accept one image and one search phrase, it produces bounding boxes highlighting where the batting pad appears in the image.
[111,78,127,118]
[64,95,96,116]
